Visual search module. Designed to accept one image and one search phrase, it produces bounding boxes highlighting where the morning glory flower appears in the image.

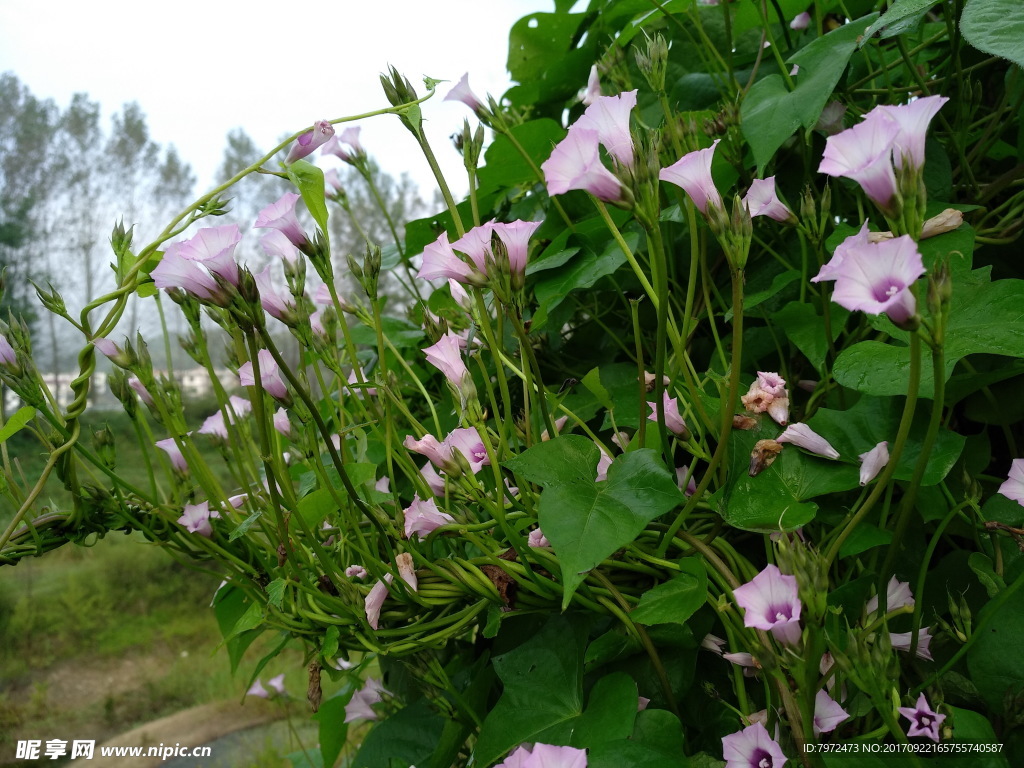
[444,72,485,113]
[827,234,925,326]
[890,627,934,660]
[496,744,588,768]
[0,334,16,367]
[528,528,550,548]
[128,377,155,407]
[494,219,542,278]
[424,331,471,393]
[647,390,688,436]
[285,119,334,164]
[998,458,1024,506]
[178,501,214,538]
[403,495,455,540]
[741,371,790,426]
[255,193,307,247]
[722,721,787,768]
[542,125,627,203]
[344,678,387,723]
[575,89,638,168]
[811,220,871,284]
[819,111,900,214]
[660,140,722,216]
[150,245,227,305]
[198,411,229,439]
[238,349,289,401]
[743,177,797,224]
[874,96,949,173]
[790,11,811,30]
[253,265,296,322]
[866,575,915,616]
[732,564,803,646]
[898,693,946,742]
[175,225,243,286]
[260,229,300,264]
[418,231,482,285]
[266,673,287,696]
[581,64,602,105]
[155,438,187,472]
[776,423,840,459]
[813,690,850,736]
[272,407,294,438]
[858,441,890,486]
[444,427,491,475]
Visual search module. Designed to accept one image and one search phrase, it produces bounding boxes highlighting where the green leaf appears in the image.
[838,524,892,558]
[212,586,263,672]
[474,615,586,766]
[581,367,616,412]
[775,301,848,371]
[589,740,690,768]
[961,0,1024,69]
[631,560,708,626]
[966,582,1024,714]
[286,159,329,235]
[224,600,264,641]
[863,0,942,41]
[727,270,799,320]
[229,507,264,541]
[313,690,352,768]
[968,553,1006,598]
[321,625,340,661]
[570,672,638,747]
[538,449,685,607]
[631,709,685,758]
[504,434,601,486]
[266,578,286,609]
[353,698,445,768]
[0,405,36,442]
[741,76,801,173]
[533,231,637,322]
[349,316,423,348]
[477,118,566,195]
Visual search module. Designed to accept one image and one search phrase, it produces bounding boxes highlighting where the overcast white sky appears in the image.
[0,0,562,198]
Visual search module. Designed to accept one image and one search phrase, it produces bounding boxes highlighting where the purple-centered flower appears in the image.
[424,331,470,391]
[260,229,301,264]
[812,220,872,283]
[254,265,296,322]
[722,721,787,768]
[813,690,850,736]
[444,72,484,113]
[542,124,626,203]
[776,423,840,459]
[898,693,946,742]
[528,528,550,548]
[647,391,688,436]
[238,349,289,401]
[255,193,307,247]
[494,220,542,277]
[285,119,334,164]
[827,234,925,326]
[858,441,889,486]
[404,433,454,473]
[155,438,187,472]
[445,427,490,475]
[743,178,796,224]
[998,458,1024,506]
[403,495,455,539]
[890,627,934,660]
[176,225,243,286]
[660,140,722,215]
[497,744,588,768]
[150,245,227,304]
[0,334,15,367]
[818,111,900,214]
[874,96,948,173]
[178,501,214,538]
[732,564,803,646]
[344,678,387,723]
[741,371,790,426]
[581,64,602,105]
[418,231,481,285]
[866,575,915,616]
[790,11,811,29]
[576,90,638,168]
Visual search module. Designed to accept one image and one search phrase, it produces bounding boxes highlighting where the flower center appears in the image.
[872,281,903,302]
[768,603,792,623]
[920,715,932,726]
[753,750,773,768]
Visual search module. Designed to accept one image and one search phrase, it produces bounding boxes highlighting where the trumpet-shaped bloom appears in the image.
[178,501,214,538]
[647,391,687,435]
[890,627,933,660]
[155,438,187,472]
[445,428,490,475]
[174,225,242,286]
[424,331,470,390]
[496,744,588,768]
[660,140,722,215]
[898,693,945,742]
[813,690,850,736]
[344,678,387,723]
[866,575,914,616]
[285,119,334,164]
[819,112,900,213]
[451,222,495,274]
[239,349,289,401]
[576,90,638,168]
[595,448,613,482]
[0,334,15,367]
[128,377,155,407]
[272,407,294,438]
[858,441,889,485]
[676,465,698,496]
[581,64,601,105]
[776,423,840,459]
[542,125,625,202]
[875,96,948,172]
[403,495,455,539]
[444,73,484,112]
[421,461,447,497]
[743,178,796,224]
[260,229,300,264]
[812,220,871,283]
[404,434,453,472]
[998,458,1024,506]
[255,193,306,247]
[494,220,542,277]
[322,126,365,163]
[246,679,270,698]
[732,564,803,646]
[418,231,479,284]
[198,411,228,439]
[722,722,787,768]
[266,674,287,696]
[254,265,295,322]
[826,235,925,325]
[150,246,226,304]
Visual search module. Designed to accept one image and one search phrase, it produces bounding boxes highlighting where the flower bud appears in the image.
[92,426,117,470]
[634,33,668,93]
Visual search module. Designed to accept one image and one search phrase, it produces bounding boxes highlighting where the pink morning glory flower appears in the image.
[254,265,296,322]
[858,441,889,486]
[819,111,900,214]
[155,438,187,472]
[874,96,949,173]
[444,73,484,113]
[403,495,455,539]
[581,64,602,106]
[128,376,155,407]
[542,124,626,203]
[812,220,872,283]
[246,679,270,698]
[198,411,228,439]
[790,11,811,30]
[452,222,496,274]
[813,689,850,736]
[528,528,550,548]
[660,140,723,215]
[420,461,447,497]
[494,219,542,278]
[346,565,368,579]
[404,433,455,474]
[322,126,365,164]
[260,229,301,264]
[741,371,790,426]
[423,331,470,391]
[776,423,840,459]
[676,465,698,496]
[866,575,915,616]
[898,693,946,742]
[417,230,482,285]
[732,564,803,646]
[238,349,289,401]
[826,234,925,326]
[285,119,334,164]
[175,225,243,287]
[998,458,1024,506]
[150,245,228,304]
[344,678,387,723]
[255,193,307,247]
[272,407,294,438]
[647,391,688,435]
[721,721,787,768]
[444,427,490,475]
[595,447,613,482]
[890,627,934,660]
[496,744,588,768]
[178,501,214,538]
[266,673,287,696]
[743,178,796,224]
[575,90,638,168]
[0,334,15,367]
